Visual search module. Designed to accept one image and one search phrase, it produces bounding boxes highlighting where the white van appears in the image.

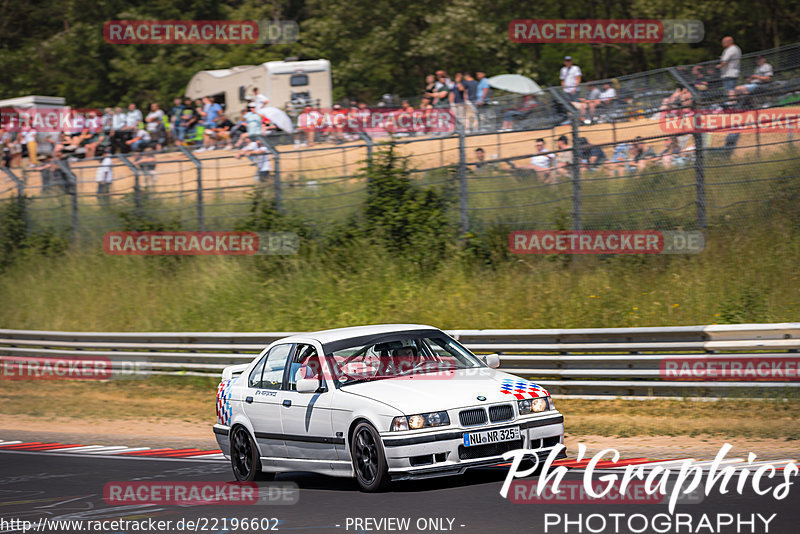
[185,59,332,116]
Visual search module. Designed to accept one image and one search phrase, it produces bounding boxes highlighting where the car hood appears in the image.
[339,368,549,414]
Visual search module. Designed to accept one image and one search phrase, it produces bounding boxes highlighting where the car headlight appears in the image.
[518,397,549,415]
[390,411,450,431]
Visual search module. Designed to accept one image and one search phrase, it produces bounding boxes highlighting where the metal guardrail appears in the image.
[1,323,798,397]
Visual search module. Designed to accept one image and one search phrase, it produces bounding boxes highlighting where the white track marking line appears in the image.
[95,447,152,455]
[0,441,23,446]
[47,445,113,452]
[80,446,139,454]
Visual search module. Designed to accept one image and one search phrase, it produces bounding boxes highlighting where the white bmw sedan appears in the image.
[214,324,565,491]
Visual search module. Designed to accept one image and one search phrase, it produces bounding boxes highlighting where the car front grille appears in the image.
[459,408,487,427]
[458,439,524,460]
[488,404,513,423]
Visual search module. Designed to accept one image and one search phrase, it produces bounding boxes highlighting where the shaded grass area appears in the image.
[0,378,797,439]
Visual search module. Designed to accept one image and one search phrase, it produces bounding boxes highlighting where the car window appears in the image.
[258,344,293,390]
[248,354,267,388]
[287,344,322,391]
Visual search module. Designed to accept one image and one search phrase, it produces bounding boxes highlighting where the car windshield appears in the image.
[326,335,483,386]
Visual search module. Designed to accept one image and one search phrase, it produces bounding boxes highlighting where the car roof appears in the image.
[278,324,439,345]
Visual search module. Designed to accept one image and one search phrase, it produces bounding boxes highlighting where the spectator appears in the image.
[462,72,479,133]
[168,97,185,140]
[150,118,167,151]
[576,82,617,123]
[660,137,690,169]
[718,36,742,94]
[198,112,234,151]
[659,85,693,115]
[252,87,268,112]
[229,110,248,147]
[125,103,142,131]
[630,136,657,172]
[21,126,37,166]
[691,65,709,92]
[576,137,607,171]
[434,71,452,108]
[501,95,538,130]
[422,75,448,108]
[553,135,573,179]
[733,55,773,97]
[510,138,554,182]
[201,96,222,129]
[560,56,582,101]
[84,122,107,159]
[126,127,151,152]
[1,125,12,167]
[450,72,466,128]
[472,147,490,170]
[146,103,164,136]
[608,142,631,175]
[179,98,199,144]
[241,103,266,146]
[475,71,491,129]
[236,137,272,184]
[111,106,127,153]
[95,150,114,205]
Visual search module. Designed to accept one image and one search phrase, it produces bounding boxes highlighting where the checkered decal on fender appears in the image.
[216,379,234,426]
[500,378,549,400]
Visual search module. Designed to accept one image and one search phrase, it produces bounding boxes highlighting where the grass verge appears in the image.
[0,378,797,440]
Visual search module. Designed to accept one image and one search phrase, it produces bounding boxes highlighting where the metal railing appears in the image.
[1,323,798,398]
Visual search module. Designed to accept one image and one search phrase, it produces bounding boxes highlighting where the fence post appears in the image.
[178,146,203,230]
[457,129,469,234]
[55,160,79,242]
[693,131,707,229]
[358,132,373,174]
[570,118,582,231]
[257,136,282,213]
[117,155,143,215]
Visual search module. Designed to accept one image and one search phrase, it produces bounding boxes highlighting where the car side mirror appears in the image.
[295,365,320,393]
[482,354,501,369]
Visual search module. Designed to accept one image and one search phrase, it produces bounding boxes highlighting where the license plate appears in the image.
[463,426,520,447]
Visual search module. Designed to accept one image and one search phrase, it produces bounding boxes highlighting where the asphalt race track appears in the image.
[0,448,798,534]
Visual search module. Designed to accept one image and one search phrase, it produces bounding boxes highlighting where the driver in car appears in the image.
[393,346,421,375]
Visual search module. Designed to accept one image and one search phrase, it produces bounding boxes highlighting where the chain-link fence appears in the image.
[2,43,800,242]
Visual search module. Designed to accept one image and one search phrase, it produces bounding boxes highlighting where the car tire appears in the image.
[230,426,275,482]
[350,422,389,492]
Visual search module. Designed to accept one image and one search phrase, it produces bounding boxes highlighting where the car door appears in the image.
[279,342,339,461]
[243,343,294,458]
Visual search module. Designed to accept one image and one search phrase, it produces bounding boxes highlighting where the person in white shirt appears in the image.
[145,103,164,133]
[236,139,271,183]
[719,36,742,94]
[126,128,151,152]
[575,82,616,122]
[733,56,773,96]
[111,106,127,153]
[252,88,268,112]
[524,138,555,182]
[21,126,38,166]
[560,56,582,101]
[95,153,114,205]
[125,103,142,130]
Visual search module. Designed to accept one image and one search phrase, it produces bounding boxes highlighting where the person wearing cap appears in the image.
[560,56,582,101]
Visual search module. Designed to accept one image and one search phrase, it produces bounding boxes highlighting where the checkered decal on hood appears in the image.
[500,378,549,399]
[216,379,234,426]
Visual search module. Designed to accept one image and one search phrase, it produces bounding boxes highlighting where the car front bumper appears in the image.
[380,413,565,480]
